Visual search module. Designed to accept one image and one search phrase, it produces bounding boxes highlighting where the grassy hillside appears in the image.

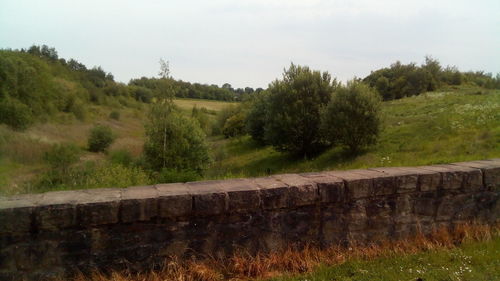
[1,86,499,195]
[207,86,500,178]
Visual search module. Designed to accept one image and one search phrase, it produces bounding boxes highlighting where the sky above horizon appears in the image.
[1,0,499,88]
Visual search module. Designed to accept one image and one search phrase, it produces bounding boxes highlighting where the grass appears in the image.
[1,87,499,195]
[174,98,239,112]
[63,223,499,281]
[206,88,500,179]
[268,237,500,281]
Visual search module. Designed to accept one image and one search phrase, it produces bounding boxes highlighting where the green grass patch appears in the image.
[266,237,500,281]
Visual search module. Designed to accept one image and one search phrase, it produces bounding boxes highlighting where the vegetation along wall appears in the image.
[1,160,499,280]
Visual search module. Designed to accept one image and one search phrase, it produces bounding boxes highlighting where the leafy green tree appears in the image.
[0,98,34,130]
[143,101,210,174]
[321,81,381,153]
[88,125,115,152]
[264,64,337,156]
[245,91,269,144]
[223,111,246,138]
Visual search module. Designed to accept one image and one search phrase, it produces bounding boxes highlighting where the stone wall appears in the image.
[1,160,499,280]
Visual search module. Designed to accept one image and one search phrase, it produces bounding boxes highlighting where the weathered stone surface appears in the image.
[187,180,227,216]
[452,160,500,190]
[219,179,260,212]
[0,194,41,234]
[395,167,441,192]
[419,165,464,189]
[328,171,372,199]
[76,189,121,226]
[120,185,158,222]
[301,172,345,203]
[0,161,498,280]
[273,174,318,207]
[156,183,192,218]
[370,167,418,193]
[352,169,396,196]
[252,177,289,209]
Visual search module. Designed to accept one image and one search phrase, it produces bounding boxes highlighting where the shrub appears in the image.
[321,81,381,153]
[143,101,210,173]
[223,111,246,138]
[44,143,81,172]
[88,125,115,152]
[109,149,133,167]
[263,64,337,156]
[212,105,241,136]
[156,168,200,183]
[109,110,120,120]
[0,98,34,130]
[191,105,213,135]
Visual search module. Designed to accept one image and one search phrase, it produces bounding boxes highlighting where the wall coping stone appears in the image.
[1,159,500,233]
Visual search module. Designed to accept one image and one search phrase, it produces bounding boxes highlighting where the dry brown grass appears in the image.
[64,223,498,281]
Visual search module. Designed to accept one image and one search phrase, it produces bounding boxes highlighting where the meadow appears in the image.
[0,86,499,195]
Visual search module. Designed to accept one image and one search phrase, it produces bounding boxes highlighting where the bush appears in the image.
[44,143,81,172]
[109,110,120,120]
[143,101,210,173]
[212,105,241,136]
[34,161,150,191]
[156,168,200,183]
[0,98,34,130]
[109,149,133,167]
[321,81,381,153]
[88,125,115,152]
[223,111,246,138]
[263,64,337,156]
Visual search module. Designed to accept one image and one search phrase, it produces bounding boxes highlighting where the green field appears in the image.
[0,87,499,195]
[265,237,500,281]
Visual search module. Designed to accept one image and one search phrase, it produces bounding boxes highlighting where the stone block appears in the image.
[219,179,260,212]
[252,177,289,210]
[328,171,372,199]
[187,180,227,216]
[393,194,415,224]
[76,189,121,226]
[300,172,345,203]
[0,194,40,234]
[413,192,437,218]
[394,167,440,192]
[36,190,94,231]
[120,185,158,222]
[452,160,500,190]
[344,200,368,231]
[419,165,473,190]
[440,164,482,191]
[436,194,470,221]
[273,174,318,207]
[370,167,419,193]
[353,169,397,196]
[156,183,192,218]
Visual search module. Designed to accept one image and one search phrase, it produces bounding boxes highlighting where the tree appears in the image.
[143,101,210,174]
[321,81,381,153]
[158,58,170,79]
[264,64,338,156]
[246,92,269,144]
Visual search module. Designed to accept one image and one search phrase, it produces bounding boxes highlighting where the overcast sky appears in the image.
[1,0,499,88]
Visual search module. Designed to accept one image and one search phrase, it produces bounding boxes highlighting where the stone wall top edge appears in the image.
[1,160,497,210]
